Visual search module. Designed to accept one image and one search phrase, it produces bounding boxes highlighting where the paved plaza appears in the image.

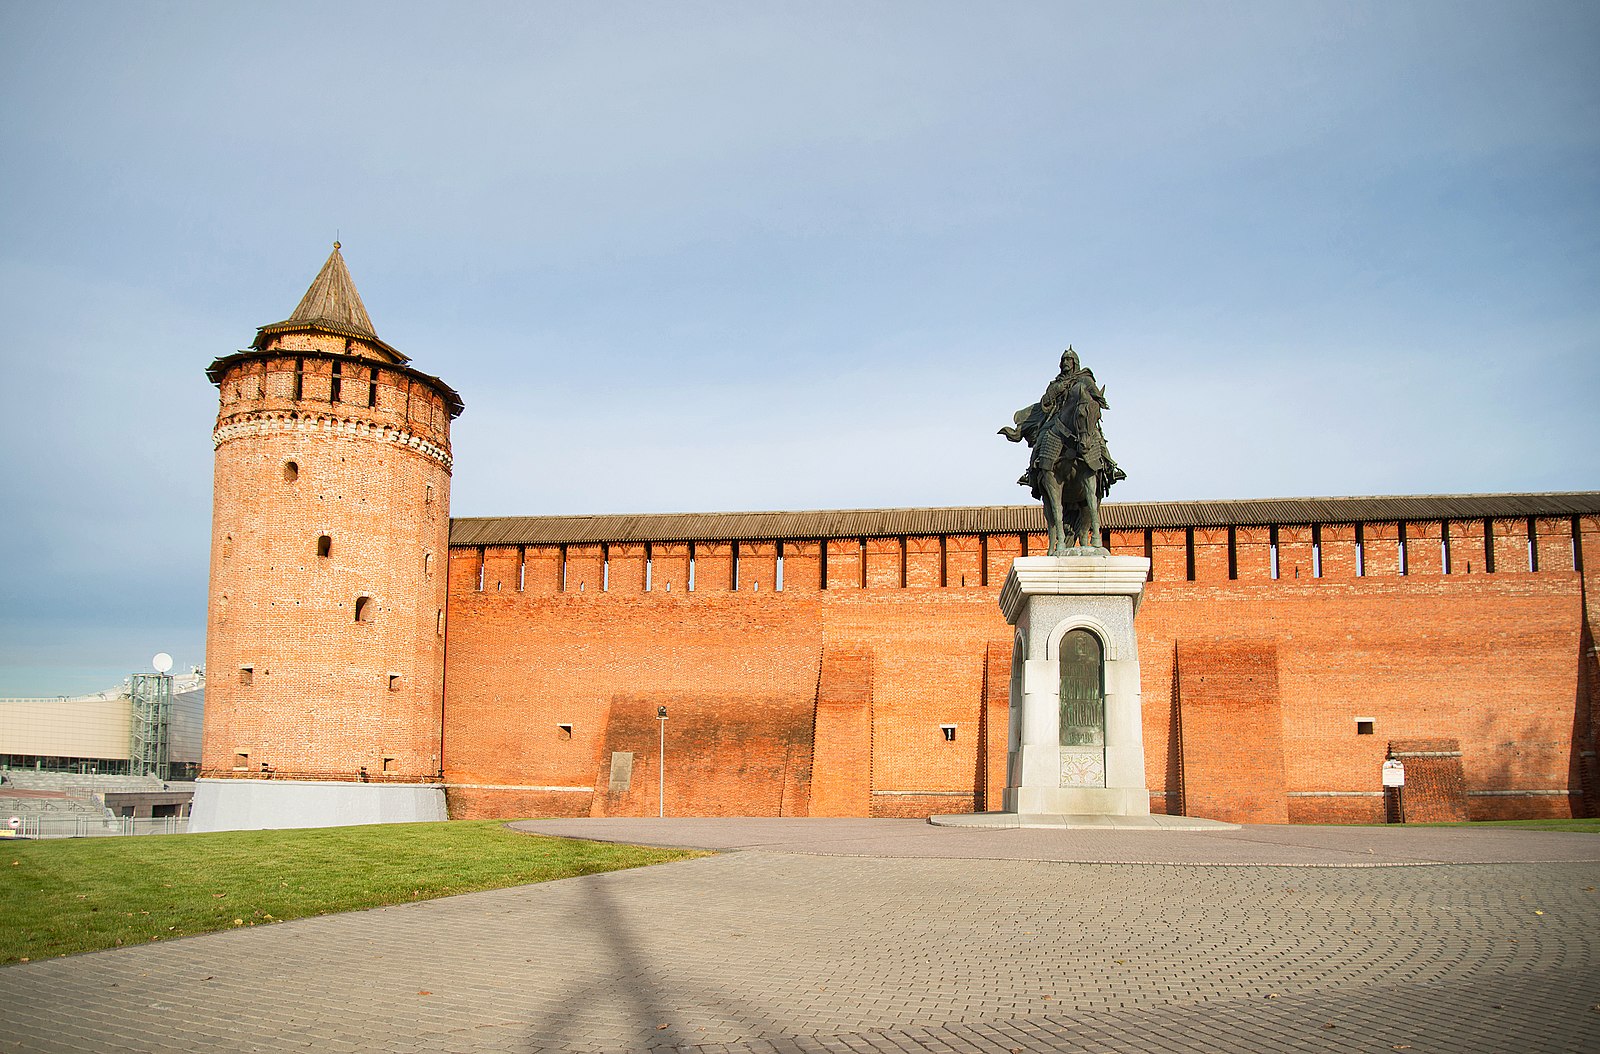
[1,820,1597,1053]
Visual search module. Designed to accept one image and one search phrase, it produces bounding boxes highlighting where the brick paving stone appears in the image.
[1,824,1597,1052]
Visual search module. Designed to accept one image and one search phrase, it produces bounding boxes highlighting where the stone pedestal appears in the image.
[997,553,1152,817]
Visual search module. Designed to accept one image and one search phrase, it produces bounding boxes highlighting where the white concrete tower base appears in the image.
[189,778,447,833]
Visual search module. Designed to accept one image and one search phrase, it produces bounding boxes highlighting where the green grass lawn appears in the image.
[1394,817,1600,834]
[0,821,702,964]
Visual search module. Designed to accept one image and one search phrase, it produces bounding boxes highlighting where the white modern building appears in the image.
[0,671,204,780]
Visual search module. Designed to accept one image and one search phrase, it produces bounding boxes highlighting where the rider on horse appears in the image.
[1000,347,1126,554]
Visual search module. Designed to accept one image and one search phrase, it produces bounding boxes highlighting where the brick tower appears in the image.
[190,244,463,831]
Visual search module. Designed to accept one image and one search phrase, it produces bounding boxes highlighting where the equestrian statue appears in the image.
[999,347,1126,556]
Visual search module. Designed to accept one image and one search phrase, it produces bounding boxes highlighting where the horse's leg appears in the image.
[1080,470,1101,548]
[1057,467,1082,550]
[1043,473,1065,555]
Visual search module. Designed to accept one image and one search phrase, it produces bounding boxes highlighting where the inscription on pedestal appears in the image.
[1059,628,1106,787]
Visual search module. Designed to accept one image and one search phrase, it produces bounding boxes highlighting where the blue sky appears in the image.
[1,2,1595,695]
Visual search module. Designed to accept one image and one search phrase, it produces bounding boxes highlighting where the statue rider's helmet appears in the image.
[1060,346,1079,375]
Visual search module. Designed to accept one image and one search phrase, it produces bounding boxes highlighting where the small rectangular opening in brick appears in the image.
[1356,719,1375,735]
[239,666,253,686]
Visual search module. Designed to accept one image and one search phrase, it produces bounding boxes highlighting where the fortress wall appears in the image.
[1319,523,1358,578]
[1168,640,1288,824]
[1449,519,1488,574]
[1137,575,1584,824]
[1106,528,1144,562]
[650,543,689,594]
[1364,521,1401,577]
[809,645,873,817]
[1406,521,1444,574]
[1535,516,1574,572]
[441,515,1593,822]
[864,537,901,589]
[980,641,1012,810]
[1150,528,1188,582]
[741,541,779,592]
[1192,526,1230,582]
[1576,516,1600,813]
[947,534,984,588]
[441,592,831,819]
[1491,517,1529,573]
[782,540,822,594]
[1235,526,1273,581]
[1278,525,1315,581]
[825,538,863,590]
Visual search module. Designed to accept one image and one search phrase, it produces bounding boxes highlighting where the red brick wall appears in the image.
[1170,641,1288,824]
[1406,521,1444,575]
[1235,526,1272,581]
[1578,516,1600,817]
[1320,524,1358,579]
[811,645,872,816]
[1448,519,1488,575]
[1150,528,1188,582]
[1192,527,1230,582]
[590,692,813,817]
[980,640,1011,810]
[1364,522,1402,577]
[1278,526,1315,581]
[826,538,863,590]
[864,537,901,590]
[438,518,1590,823]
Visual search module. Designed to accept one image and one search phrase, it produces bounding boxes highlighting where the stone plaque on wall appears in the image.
[609,751,634,793]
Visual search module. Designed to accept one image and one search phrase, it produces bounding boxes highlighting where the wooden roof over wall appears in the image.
[449,491,1600,547]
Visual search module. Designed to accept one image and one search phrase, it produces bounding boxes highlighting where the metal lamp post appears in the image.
[657,706,668,818]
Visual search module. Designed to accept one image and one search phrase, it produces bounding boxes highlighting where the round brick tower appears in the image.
[190,244,463,831]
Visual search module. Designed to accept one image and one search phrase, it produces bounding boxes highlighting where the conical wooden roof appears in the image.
[287,242,376,335]
[253,243,407,362]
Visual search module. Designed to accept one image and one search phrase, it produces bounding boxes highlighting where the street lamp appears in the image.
[656,706,668,818]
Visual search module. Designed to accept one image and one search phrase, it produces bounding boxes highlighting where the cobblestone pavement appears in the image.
[2,822,1597,1053]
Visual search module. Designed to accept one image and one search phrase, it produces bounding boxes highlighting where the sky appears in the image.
[0,1,1596,696]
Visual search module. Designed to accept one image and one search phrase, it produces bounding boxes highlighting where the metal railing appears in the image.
[3,815,189,839]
